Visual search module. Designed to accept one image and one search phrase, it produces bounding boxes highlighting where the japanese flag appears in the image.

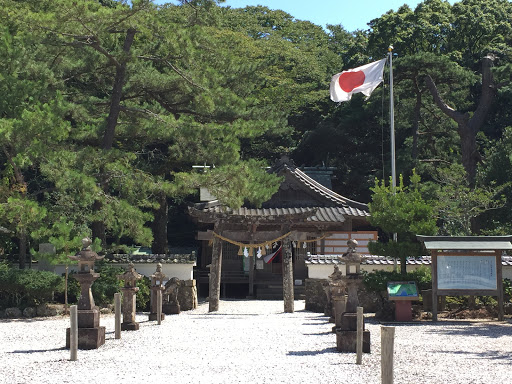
[330,58,386,102]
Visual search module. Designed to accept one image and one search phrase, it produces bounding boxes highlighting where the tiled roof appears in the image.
[106,253,196,264]
[192,205,369,221]
[306,254,512,266]
[290,166,369,211]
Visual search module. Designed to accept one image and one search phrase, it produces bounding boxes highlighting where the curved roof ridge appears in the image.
[290,166,368,211]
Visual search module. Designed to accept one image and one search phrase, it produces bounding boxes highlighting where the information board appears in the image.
[437,255,497,290]
[387,281,419,300]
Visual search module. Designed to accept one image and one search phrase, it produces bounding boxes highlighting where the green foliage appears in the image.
[433,163,506,235]
[89,262,124,307]
[0,262,64,308]
[136,275,151,312]
[368,171,437,274]
[362,266,432,296]
[369,171,437,238]
[504,279,512,303]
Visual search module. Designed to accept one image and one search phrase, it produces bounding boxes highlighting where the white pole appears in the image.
[69,305,78,361]
[389,45,399,260]
[389,45,396,192]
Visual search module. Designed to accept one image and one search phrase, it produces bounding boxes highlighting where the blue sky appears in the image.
[153,0,456,32]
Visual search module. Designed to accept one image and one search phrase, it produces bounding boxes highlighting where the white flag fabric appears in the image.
[330,58,386,102]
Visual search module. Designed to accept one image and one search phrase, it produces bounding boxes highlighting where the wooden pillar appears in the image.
[496,250,504,321]
[209,235,223,312]
[431,250,438,322]
[282,239,294,313]
[248,250,254,297]
[381,326,395,384]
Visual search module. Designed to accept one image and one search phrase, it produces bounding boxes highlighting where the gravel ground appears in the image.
[1,300,512,384]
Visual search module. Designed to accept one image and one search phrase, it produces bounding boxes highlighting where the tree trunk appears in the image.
[425,55,496,188]
[18,230,27,269]
[152,193,168,254]
[92,200,107,247]
[411,79,422,161]
[92,28,137,244]
[102,28,136,150]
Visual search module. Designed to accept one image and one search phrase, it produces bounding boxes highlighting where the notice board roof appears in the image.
[417,235,512,250]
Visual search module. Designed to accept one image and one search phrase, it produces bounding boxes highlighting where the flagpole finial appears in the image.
[388,45,394,52]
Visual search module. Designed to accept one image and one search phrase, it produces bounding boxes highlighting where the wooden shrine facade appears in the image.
[188,156,374,312]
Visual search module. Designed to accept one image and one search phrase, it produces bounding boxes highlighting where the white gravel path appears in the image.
[1,300,511,384]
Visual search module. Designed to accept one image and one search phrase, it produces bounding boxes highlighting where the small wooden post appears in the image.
[114,293,121,339]
[157,289,162,325]
[356,306,363,365]
[69,305,78,361]
[381,326,395,384]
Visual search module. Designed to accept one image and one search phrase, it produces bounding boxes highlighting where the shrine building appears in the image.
[188,156,377,304]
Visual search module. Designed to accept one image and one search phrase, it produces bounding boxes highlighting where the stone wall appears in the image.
[305,278,383,314]
[305,278,329,313]
[177,279,198,311]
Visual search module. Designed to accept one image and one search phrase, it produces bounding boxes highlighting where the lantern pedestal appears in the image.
[65,239,106,350]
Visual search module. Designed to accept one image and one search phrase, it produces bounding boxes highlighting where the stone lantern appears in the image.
[66,237,105,349]
[118,263,142,330]
[149,263,166,321]
[328,264,347,332]
[336,239,370,353]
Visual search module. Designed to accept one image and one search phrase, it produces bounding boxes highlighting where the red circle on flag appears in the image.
[338,71,365,92]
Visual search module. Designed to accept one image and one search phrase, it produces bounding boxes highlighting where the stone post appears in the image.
[149,263,166,321]
[114,293,121,339]
[209,236,223,312]
[69,305,78,361]
[282,240,294,313]
[118,263,142,331]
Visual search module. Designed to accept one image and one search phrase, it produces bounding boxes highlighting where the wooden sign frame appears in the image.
[431,250,504,321]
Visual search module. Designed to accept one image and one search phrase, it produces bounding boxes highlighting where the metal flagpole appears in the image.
[389,46,398,273]
[388,45,396,192]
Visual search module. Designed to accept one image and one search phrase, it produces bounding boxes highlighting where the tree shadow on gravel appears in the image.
[287,347,338,356]
[302,331,333,336]
[8,347,66,354]
[425,323,512,338]
[435,349,512,363]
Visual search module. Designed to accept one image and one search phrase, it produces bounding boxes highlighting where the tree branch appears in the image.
[424,75,469,126]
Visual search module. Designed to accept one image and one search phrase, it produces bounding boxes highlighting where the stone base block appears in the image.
[121,322,139,331]
[148,313,165,321]
[77,309,100,328]
[66,326,105,350]
[340,312,366,331]
[336,329,370,353]
[163,303,181,315]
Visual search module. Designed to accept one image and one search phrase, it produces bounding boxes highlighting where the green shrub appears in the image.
[91,262,124,307]
[504,279,512,302]
[136,275,151,312]
[0,262,64,308]
[362,266,432,298]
